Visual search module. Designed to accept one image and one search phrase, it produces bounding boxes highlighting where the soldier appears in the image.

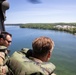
[0,31,12,75]
[30,36,56,75]
[0,32,12,75]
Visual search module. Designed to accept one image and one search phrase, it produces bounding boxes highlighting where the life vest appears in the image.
[7,48,56,75]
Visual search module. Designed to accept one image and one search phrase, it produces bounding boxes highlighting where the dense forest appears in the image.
[20,23,76,34]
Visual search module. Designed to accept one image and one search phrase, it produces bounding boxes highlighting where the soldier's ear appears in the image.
[48,51,51,58]
[47,51,51,61]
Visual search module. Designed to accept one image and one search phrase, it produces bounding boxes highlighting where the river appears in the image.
[5,26,76,75]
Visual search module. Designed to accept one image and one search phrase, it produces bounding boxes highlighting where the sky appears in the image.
[5,0,76,24]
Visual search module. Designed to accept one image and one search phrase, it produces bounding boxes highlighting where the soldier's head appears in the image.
[32,36,54,62]
[0,31,12,47]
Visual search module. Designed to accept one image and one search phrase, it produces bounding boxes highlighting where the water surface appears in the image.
[6,26,76,75]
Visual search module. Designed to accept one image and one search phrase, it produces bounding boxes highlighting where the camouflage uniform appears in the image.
[7,48,56,75]
[0,46,9,75]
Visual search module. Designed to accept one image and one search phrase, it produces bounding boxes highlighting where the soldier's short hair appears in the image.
[0,31,12,40]
[32,36,54,57]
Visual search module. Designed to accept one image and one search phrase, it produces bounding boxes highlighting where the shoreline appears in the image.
[5,23,76,35]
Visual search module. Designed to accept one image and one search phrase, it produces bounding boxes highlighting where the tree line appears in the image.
[20,23,76,34]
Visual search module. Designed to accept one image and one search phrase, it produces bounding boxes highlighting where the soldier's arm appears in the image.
[0,57,4,65]
[0,52,5,65]
[0,52,8,74]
